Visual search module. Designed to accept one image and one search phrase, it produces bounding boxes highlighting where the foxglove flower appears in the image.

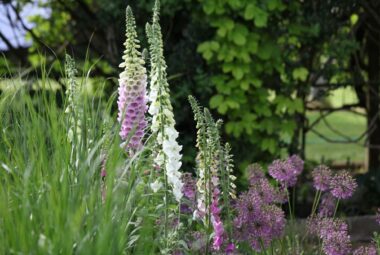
[150,179,163,193]
[180,173,196,214]
[225,243,235,254]
[330,171,357,199]
[147,3,183,201]
[312,165,332,192]
[117,7,147,151]
[211,188,225,251]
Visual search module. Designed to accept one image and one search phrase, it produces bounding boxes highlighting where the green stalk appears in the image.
[333,199,340,218]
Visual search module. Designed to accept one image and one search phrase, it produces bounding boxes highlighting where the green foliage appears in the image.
[198,0,359,164]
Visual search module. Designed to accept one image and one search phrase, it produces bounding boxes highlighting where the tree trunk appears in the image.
[366,10,380,173]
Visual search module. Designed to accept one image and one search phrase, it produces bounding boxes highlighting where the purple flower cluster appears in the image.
[247,163,265,185]
[312,166,357,200]
[318,193,336,218]
[312,165,332,192]
[118,81,147,150]
[268,155,304,187]
[187,231,207,253]
[233,172,285,251]
[376,208,380,225]
[180,173,196,214]
[211,188,224,251]
[288,154,304,175]
[330,171,357,199]
[317,218,352,255]
[353,245,377,255]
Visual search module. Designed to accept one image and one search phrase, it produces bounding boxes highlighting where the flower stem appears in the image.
[333,199,340,218]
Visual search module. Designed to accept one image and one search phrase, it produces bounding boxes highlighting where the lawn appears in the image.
[305,87,366,165]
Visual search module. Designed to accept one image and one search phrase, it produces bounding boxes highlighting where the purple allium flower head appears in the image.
[317,218,348,239]
[268,159,298,187]
[288,154,304,175]
[353,245,377,255]
[118,7,147,151]
[322,231,352,255]
[318,193,336,218]
[253,178,284,204]
[312,165,333,192]
[317,218,352,255]
[233,188,285,252]
[306,216,319,236]
[330,171,357,199]
[247,163,265,186]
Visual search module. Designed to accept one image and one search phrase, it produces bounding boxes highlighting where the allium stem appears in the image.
[311,190,322,217]
[333,199,340,218]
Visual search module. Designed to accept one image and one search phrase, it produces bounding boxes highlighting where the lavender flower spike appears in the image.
[117,7,147,151]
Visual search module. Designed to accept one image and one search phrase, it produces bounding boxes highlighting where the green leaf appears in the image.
[231,24,248,46]
[218,103,228,114]
[210,94,224,108]
[244,4,255,20]
[257,42,273,60]
[261,138,276,153]
[210,41,220,51]
[203,2,215,14]
[226,99,240,109]
[292,67,309,81]
[252,77,262,88]
[350,14,359,26]
[224,18,235,30]
[292,98,304,112]
[253,8,268,28]
[217,26,227,37]
[244,4,268,27]
[267,0,280,11]
[240,80,249,90]
[232,67,244,80]
[233,34,246,46]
